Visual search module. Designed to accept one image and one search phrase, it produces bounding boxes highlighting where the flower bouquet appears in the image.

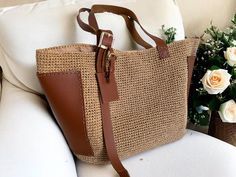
[189,14,236,125]
[162,14,236,145]
[188,14,236,145]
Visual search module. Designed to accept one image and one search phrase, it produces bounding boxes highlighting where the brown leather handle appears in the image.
[77,8,97,35]
[89,5,166,48]
[78,7,151,48]
[88,8,153,49]
[77,5,170,59]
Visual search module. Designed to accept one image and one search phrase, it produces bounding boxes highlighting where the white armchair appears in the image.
[0,78,77,177]
[0,1,236,177]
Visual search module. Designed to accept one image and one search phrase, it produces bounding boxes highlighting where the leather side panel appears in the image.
[187,55,196,95]
[37,71,94,156]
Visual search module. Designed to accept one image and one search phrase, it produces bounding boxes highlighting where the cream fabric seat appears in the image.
[77,130,236,177]
[0,1,236,177]
[1,78,236,177]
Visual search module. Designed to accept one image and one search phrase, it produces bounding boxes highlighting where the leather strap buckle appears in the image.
[98,31,113,49]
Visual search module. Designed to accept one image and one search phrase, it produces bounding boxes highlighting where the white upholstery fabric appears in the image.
[0,78,77,177]
[0,0,184,94]
[77,130,236,177]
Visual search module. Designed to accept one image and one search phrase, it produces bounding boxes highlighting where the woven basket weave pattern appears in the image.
[37,39,199,164]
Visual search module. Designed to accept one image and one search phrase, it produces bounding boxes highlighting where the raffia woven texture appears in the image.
[37,38,199,164]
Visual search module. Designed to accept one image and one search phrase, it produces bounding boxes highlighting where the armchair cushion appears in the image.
[77,130,236,177]
[0,0,184,94]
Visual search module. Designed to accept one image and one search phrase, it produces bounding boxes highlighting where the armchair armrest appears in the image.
[0,78,77,177]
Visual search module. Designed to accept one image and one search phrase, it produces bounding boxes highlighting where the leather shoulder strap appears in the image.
[77,5,170,59]
[100,103,130,177]
[95,32,130,177]
[88,7,153,49]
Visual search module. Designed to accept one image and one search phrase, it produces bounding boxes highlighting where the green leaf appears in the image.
[188,109,210,126]
[229,83,236,100]
[208,55,226,68]
[208,96,221,111]
[232,14,236,25]
[196,112,210,126]
[192,97,202,108]
[221,33,231,47]
[205,25,223,41]
[231,67,236,78]
[161,25,177,44]
[209,65,220,70]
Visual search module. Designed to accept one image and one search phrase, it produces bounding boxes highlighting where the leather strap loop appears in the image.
[77,8,97,35]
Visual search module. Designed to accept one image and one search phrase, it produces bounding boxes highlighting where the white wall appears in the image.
[177,0,236,37]
[0,0,42,7]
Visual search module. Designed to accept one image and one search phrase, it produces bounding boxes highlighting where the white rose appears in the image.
[224,47,236,66]
[218,100,236,123]
[201,69,231,94]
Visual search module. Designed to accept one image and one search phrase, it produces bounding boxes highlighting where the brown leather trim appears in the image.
[77,8,97,35]
[187,56,196,96]
[95,33,129,176]
[96,71,119,103]
[95,34,119,103]
[100,102,130,177]
[37,71,94,156]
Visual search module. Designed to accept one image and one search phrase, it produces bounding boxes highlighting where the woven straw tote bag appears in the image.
[36,5,199,177]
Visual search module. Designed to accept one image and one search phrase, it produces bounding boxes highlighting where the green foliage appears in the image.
[232,14,236,25]
[162,25,177,44]
[229,82,236,100]
[209,65,221,70]
[188,107,210,126]
[188,14,236,126]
